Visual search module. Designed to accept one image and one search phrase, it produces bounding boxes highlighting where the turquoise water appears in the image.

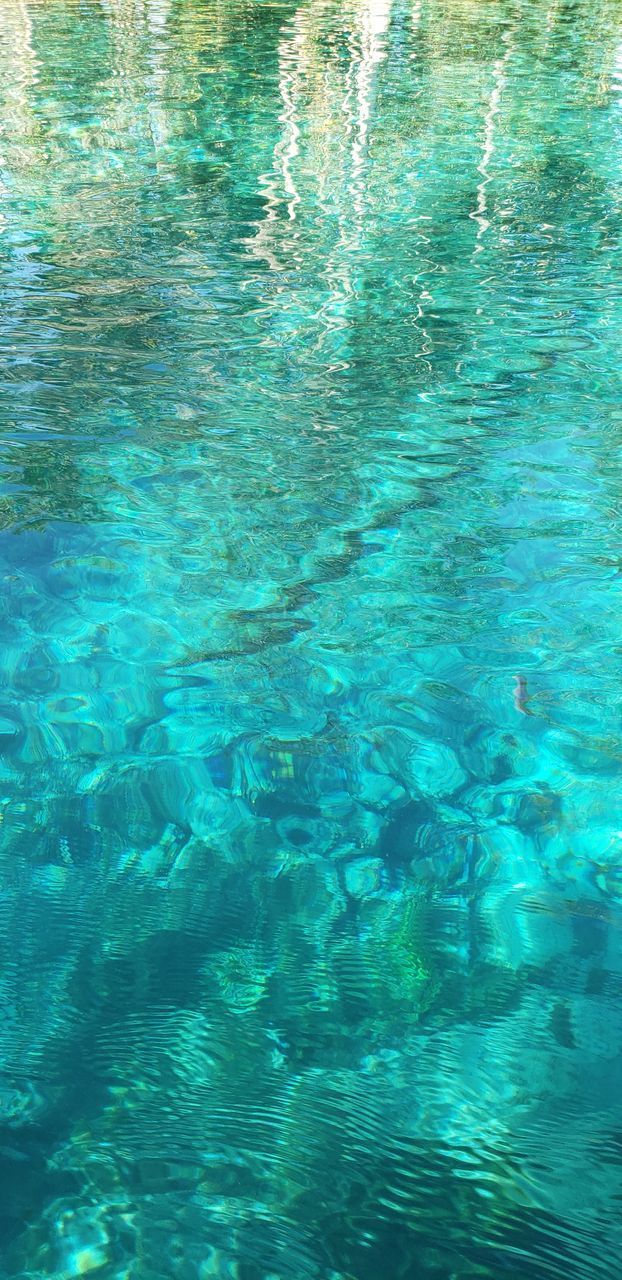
[1,0,622,1274]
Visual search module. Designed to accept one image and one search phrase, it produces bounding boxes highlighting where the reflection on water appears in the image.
[1,0,622,1274]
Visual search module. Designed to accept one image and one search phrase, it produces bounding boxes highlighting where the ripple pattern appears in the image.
[1,0,622,1276]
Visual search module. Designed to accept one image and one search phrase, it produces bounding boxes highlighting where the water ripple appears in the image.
[1,0,622,1276]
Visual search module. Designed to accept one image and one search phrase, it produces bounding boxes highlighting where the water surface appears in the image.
[1,0,622,1275]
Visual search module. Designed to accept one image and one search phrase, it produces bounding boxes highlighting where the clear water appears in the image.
[1,0,622,1275]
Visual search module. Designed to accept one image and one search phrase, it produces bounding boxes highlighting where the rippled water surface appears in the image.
[1,0,622,1275]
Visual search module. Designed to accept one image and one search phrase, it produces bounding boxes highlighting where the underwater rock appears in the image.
[343,857,384,899]
[377,797,438,871]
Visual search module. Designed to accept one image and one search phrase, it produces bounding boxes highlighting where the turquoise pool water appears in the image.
[1,0,622,1274]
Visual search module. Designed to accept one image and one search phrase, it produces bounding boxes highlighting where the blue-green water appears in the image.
[1,0,622,1274]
